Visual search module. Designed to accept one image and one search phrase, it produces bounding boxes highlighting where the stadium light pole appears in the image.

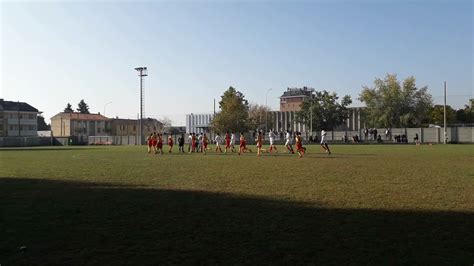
[134,67,148,145]
[265,88,273,132]
[103,101,112,116]
[444,81,447,144]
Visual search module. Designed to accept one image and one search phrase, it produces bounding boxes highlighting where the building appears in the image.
[186,113,214,134]
[267,107,364,133]
[279,87,314,112]
[0,99,40,137]
[50,112,110,144]
[110,118,163,137]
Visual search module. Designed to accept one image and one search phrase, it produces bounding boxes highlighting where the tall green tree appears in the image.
[359,74,433,127]
[37,115,50,130]
[211,87,250,133]
[64,103,74,113]
[76,99,90,114]
[296,90,352,131]
[456,99,473,124]
[247,104,272,131]
[430,105,457,126]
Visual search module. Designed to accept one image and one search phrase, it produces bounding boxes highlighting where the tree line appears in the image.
[211,74,472,133]
[63,99,90,114]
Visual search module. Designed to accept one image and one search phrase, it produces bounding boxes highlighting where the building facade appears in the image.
[267,107,364,133]
[186,113,214,133]
[279,87,314,112]
[51,112,111,143]
[0,99,39,137]
[110,118,163,137]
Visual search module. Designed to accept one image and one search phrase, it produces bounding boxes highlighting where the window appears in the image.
[29,125,35,131]
[10,125,13,130]
[20,114,23,119]
[29,114,34,119]
[98,128,101,133]
[133,125,136,131]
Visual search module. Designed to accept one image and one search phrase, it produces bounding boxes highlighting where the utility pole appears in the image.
[134,67,148,145]
[444,81,447,144]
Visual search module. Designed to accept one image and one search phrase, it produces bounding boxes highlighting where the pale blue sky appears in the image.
[1,0,472,126]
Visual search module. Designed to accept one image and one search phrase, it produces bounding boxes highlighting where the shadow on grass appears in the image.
[1,178,472,265]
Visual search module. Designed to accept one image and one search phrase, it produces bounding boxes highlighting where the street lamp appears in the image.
[265,88,273,132]
[134,67,148,145]
[103,101,112,116]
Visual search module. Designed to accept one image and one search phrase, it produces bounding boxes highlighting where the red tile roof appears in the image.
[51,112,110,121]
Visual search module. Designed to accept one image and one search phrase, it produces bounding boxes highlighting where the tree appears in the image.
[296,90,352,131]
[456,99,473,124]
[76,99,90,114]
[247,104,272,131]
[210,86,250,133]
[160,117,173,133]
[430,105,457,126]
[64,103,74,113]
[359,74,433,128]
[37,115,50,130]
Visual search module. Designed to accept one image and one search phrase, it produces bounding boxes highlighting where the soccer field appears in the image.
[1,144,473,265]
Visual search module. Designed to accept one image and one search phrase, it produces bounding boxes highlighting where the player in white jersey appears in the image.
[285,130,294,154]
[320,129,331,155]
[268,129,278,153]
[230,132,236,152]
[214,133,223,153]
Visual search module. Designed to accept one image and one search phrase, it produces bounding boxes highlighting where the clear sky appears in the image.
[1,0,472,126]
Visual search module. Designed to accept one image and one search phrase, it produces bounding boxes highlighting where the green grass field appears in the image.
[1,144,473,265]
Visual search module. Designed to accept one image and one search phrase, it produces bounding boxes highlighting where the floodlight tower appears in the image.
[135,67,148,145]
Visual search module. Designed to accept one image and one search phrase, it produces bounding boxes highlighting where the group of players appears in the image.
[147,129,331,158]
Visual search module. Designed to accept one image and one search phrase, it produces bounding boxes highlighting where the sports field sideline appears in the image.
[1,144,473,264]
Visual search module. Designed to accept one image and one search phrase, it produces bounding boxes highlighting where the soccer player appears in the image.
[202,133,209,155]
[285,130,295,154]
[414,133,420,146]
[230,131,236,153]
[320,129,331,155]
[190,133,196,153]
[238,132,252,155]
[215,133,223,153]
[255,130,267,156]
[156,133,164,155]
[295,131,306,158]
[178,134,185,153]
[168,134,174,153]
[187,133,193,152]
[197,133,203,153]
[224,131,232,153]
[147,133,154,154]
[268,129,278,153]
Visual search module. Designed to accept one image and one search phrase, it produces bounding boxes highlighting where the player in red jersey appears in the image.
[168,134,174,153]
[151,132,158,153]
[256,130,266,156]
[295,131,305,158]
[238,132,252,155]
[202,133,209,155]
[156,133,164,154]
[147,133,155,154]
[190,133,196,153]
